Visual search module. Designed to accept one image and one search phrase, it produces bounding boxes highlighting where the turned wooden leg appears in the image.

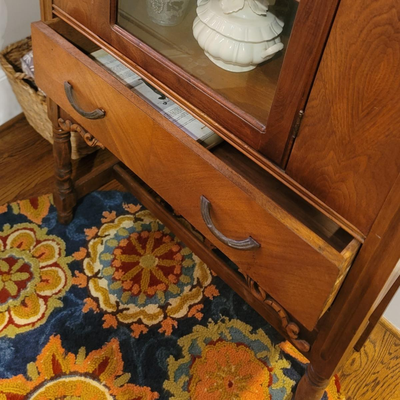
[294,364,330,400]
[52,118,76,224]
[47,98,107,223]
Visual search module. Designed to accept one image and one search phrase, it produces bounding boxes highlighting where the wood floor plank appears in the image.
[0,118,124,204]
[0,119,54,203]
[339,322,400,399]
[0,113,24,133]
[0,117,399,399]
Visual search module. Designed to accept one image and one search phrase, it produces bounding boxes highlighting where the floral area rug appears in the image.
[0,191,345,399]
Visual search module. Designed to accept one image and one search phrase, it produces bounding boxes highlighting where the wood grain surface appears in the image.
[0,116,399,400]
[0,118,55,203]
[339,321,400,400]
[0,113,24,133]
[52,0,341,165]
[36,9,368,242]
[32,20,362,330]
[39,0,53,22]
[29,2,400,394]
[0,118,123,205]
[287,0,400,235]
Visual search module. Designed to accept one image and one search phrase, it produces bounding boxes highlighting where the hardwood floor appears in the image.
[1,117,399,399]
[0,116,123,204]
[340,320,400,400]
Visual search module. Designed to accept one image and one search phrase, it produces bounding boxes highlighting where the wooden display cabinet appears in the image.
[34,0,400,398]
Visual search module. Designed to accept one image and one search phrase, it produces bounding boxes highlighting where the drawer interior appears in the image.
[211,143,354,253]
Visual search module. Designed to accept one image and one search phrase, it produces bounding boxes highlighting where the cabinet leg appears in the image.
[294,364,329,400]
[53,119,76,224]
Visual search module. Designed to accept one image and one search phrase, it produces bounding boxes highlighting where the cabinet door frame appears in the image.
[52,0,340,165]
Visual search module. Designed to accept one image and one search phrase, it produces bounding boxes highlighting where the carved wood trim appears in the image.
[58,118,105,149]
[244,273,311,353]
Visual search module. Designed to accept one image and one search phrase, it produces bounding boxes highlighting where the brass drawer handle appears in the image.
[64,81,105,120]
[200,196,260,251]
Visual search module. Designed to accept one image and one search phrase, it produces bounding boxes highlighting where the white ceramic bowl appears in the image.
[193,0,284,72]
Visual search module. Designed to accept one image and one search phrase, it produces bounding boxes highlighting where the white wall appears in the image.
[0,0,41,126]
[384,259,400,329]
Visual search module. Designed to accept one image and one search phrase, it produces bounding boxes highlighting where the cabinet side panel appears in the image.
[286,0,400,235]
[40,0,53,22]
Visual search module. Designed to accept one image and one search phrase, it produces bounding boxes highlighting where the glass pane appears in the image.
[117,0,298,126]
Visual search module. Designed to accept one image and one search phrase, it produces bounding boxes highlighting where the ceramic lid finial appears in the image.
[220,0,268,15]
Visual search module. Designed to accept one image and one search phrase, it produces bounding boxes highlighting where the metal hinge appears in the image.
[291,110,304,141]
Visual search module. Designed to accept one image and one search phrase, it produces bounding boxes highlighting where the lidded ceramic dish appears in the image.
[193,0,284,72]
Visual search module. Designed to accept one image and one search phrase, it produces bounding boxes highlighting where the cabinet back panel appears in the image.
[287,0,400,235]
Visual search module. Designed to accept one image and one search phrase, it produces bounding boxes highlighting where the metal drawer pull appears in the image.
[200,196,260,251]
[64,81,105,120]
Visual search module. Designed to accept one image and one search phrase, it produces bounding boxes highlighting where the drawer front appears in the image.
[33,21,346,330]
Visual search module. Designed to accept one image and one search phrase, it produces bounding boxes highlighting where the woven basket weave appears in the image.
[0,37,95,160]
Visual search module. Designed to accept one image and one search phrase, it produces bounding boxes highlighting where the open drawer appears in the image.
[32,19,361,331]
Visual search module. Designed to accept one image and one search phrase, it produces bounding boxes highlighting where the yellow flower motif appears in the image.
[0,223,72,337]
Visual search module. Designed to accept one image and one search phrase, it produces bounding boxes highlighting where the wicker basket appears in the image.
[0,37,95,160]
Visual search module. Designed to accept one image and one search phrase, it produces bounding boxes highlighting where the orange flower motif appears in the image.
[82,298,99,313]
[0,335,159,400]
[103,314,118,329]
[123,203,142,214]
[16,195,52,224]
[164,319,294,400]
[101,210,117,223]
[159,317,178,335]
[131,323,149,338]
[72,271,88,288]
[78,212,218,337]
[188,304,204,320]
[204,285,219,300]
[189,341,272,400]
[73,247,88,260]
[84,227,98,240]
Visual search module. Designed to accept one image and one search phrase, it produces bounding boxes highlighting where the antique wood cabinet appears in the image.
[33,0,400,398]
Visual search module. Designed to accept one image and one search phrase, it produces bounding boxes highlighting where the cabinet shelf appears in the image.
[117,0,288,131]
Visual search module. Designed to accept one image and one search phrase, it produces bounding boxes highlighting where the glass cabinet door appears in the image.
[52,0,340,166]
[117,0,295,132]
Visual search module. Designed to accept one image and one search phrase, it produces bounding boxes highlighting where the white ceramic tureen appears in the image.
[193,0,284,72]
